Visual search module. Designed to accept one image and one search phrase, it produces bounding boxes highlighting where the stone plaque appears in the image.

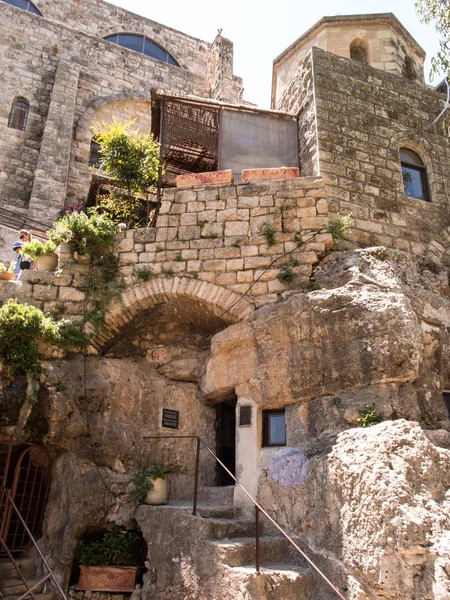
[239,405,252,427]
[162,408,179,429]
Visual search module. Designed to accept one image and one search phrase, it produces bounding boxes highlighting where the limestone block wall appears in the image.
[0,2,243,231]
[272,14,425,107]
[278,48,450,254]
[0,178,331,339]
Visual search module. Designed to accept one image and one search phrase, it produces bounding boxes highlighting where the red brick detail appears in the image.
[176,170,234,187]
[242,167,300,182]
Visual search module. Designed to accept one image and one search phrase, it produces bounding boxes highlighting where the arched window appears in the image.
[8,98,30,131]
[350,39,368,63]
[1,0,41,15]
[103,34,179,66]
[88,138,102,168]
[404,56,416,81]
[400,148,429,201]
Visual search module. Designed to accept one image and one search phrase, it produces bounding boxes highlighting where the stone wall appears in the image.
[0,177,331,341]
[277,47,450,253]
[272,13,425,107]
[0,1,243,242]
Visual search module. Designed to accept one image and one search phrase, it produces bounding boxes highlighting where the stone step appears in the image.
[197,485,235,505]
[0,558,35,579]
[211,536,304,568]
[198,516,256,540]
[196,505,236,519]
[230,564,329,600]
[0,578,44,596]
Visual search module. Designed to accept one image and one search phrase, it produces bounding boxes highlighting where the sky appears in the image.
[110,0,441,108]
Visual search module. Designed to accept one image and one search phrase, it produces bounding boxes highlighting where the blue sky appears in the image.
[110,0,441,107]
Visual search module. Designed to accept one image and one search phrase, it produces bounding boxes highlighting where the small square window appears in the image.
[262,409,286,447]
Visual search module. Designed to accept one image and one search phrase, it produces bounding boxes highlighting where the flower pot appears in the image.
[0,272,14,281]
[73,251,90,264]
[77,565,138,592]
[36,252,58,272]
[145,477,168,505]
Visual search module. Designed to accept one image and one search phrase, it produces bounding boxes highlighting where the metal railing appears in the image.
[145,435,347,600]
[0,489,67,600]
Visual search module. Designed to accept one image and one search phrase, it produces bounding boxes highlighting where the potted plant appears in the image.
[22,240,58,272]
[131,463,169,505]
[0,261,15,281]
[75,523,139,592]
[48,211,118,263]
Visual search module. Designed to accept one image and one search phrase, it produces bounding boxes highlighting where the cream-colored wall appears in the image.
[274,22,425,107]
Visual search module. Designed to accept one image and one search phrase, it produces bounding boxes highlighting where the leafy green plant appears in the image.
[175,252,183,262]
[292,258,299,267]
[48,211,118,258]
[294,233,304,246]
[57,321,91,349]
[231,239,241,248]
[416,0,450,77]
[356,404,384,428]
[155,246,164,253]
[75,523,139,567]
[261,223,277,248]
[277,266,293,283]
[0,261,14,274]
[0,300,60,374]
[162,268,174,276]
[130,464,169,504]
[326,215,353,240]
[134,266,154,281]
[22,240,56,261]
[307,281,321,291]
[84,255,124,331]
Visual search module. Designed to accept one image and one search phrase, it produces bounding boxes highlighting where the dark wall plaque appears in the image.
[162,408,179,430]
[239,405,252,427]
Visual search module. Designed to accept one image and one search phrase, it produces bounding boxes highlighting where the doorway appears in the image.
[216,398,237,486]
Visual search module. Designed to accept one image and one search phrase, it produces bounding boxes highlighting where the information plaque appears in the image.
[162,408,179,430]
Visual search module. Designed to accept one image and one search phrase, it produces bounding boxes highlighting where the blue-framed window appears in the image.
[104,34,179,66]
[1,0,41,15]
[400,148,430,202]
[262,409,286,447]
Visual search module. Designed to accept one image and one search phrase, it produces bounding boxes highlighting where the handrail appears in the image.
[0,490,67,600]
[144,435,347,600]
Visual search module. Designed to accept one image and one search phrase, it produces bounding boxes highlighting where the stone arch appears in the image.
[99,26,184,69]
[337,31,379,63]
[350,38,369,63]
[89,277,255,350]
[74,91,153,142]
[390,132,437,201]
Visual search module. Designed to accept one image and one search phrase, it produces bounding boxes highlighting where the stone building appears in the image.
[0,0,243,261]
[0,6,450,600]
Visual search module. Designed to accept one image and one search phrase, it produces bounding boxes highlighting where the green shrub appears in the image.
[48,211,118,257]
[356,404,384,428]
[75,523,139,567]
[130,464,169,505]
[277,266,293,283]
[261,223,277,248]
[22,240,56,261]
[0,261,14,274]
[134,266,154,281]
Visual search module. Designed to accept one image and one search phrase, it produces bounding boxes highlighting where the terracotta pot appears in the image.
[145,477,168,505]
[36,252,58,272]
[77,565,137,592]
[0,272,14,281]
[73,251,90,264]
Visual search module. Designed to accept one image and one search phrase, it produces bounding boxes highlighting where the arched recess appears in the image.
[390,133,437,201]
[89,277,255,350]
[350,38,369,63]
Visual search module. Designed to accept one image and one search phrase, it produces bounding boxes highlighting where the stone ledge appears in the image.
[176,170,234,188]
[242,167,300,182]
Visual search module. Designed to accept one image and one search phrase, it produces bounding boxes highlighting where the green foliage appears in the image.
[231,239,241,248]
[277,266,293,283]
[57,321,91,349]
[261,223,277,248]
[84,255,124,331]
[294,233,304,246]
[22,240,56,261]
[175,252,183,262]
[292,258,299,267]
[134,266,154,282]
[372,248,388,261]
[48,211,118,257]
[130,464,168,504]
[93,119,160,195]
[416,0,450,77]
[198,220,208,229]
[307,281,321,291]
[162,268,174,276]
[0,261,14,274]
[326,215,353,240]
[155,246,164,253]
[94,190,152,228]
[0,300,60,374]
[356,404,384,428]
[201,232,218,239]
[75,523,139,567]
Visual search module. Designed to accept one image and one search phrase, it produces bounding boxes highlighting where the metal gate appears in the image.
[0,440,52,553]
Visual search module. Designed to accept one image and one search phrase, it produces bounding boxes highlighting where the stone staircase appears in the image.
[0,556,51,600]
[139,486,336,600]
